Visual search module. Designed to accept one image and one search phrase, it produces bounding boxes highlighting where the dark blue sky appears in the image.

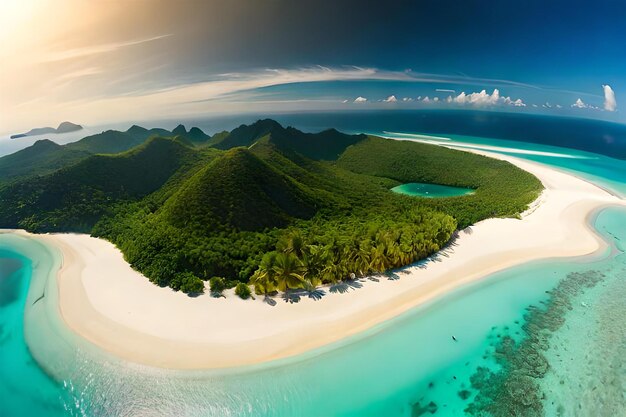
[169,0,626,87]
[141,0,625,119]
[4,0,625,132]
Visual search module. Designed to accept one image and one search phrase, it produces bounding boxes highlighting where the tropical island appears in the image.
[10,121,83,139]
[0,119,542,296]
[0,119,621,371]
[3,1,626,415]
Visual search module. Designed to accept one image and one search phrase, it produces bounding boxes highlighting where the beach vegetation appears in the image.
[235,282,252,299]
[177,272,205,294]
[209,276,226,294]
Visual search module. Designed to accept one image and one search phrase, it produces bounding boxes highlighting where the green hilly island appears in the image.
[0,120,542,295]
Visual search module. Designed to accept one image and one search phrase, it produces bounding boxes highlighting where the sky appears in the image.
[1,0,625,134]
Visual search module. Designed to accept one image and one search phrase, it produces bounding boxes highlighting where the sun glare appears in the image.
[0,0,46,40]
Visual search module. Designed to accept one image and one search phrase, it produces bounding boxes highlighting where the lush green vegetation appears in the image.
[0,139,89,184]
[0,137,201,232]
[0,124,213,185]
[338,137,542,228]
[209,276,226,295]
[214,118,365,160]
[235,282,252,299]
[0,119,543,295]
[251,208,455,294]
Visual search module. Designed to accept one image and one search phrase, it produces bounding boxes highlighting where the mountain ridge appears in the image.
[0,124,213,183]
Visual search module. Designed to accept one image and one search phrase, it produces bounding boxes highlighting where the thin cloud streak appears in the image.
[56,67,104,82]
[41,34,172,62]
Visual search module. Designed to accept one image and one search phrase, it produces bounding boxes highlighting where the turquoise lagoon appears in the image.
[0,137,624,416]
[391,183,474,198]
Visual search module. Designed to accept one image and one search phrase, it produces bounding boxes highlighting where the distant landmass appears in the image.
[10,121,83,139]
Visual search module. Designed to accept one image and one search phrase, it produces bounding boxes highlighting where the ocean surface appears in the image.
[0,112,624,416]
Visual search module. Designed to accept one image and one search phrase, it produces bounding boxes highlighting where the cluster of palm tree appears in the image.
[250,209,456,295]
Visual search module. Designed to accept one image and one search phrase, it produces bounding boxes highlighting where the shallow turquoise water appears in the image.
[0,136,624,416]
[0,243,68,416]
[391,182,474,198]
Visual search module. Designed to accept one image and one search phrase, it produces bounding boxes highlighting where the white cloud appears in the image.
[603,84,616,111]
[453,89,500,105]
[402,97,413,102]
[449,88,527,108]
[503,97,526,107]
[571,97,604,110]
[383,95,397,103]
[341,99,349,103]
[354,96,368,103]
[433,97,439,102]
[556,104,562,109]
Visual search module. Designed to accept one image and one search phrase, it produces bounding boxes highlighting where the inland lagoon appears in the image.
[391,183,475,198]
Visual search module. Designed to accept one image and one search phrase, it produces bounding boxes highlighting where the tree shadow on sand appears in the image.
[307,288,326,301]
[263,295,277,306]
[329,279,363,294]
[282,291,301,304]
[281,288,327,303]
[385,271,400,280]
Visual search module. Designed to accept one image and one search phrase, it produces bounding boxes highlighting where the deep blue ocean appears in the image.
[0,111,624,416]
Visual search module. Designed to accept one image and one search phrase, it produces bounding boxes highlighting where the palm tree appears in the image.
[273,252,306,291]
[385,241,403,268]
[300,249,321,287]
[351,240,371,277]
[369,243,387,272]
[278,230,305,258]
[317,244,339,283]
[250,251,278,296]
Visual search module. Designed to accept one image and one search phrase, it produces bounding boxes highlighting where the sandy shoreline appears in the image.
[12,151,626,369]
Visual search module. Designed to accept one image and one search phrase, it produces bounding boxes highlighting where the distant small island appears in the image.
[10,121,82,139]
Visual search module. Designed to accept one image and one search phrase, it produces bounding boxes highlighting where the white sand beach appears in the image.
[23,151,625,369]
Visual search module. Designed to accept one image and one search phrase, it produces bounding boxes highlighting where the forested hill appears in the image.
[0,137,200,232]
[159,147,319,232]
[0,123,212,185]
[212,119,366,160]
[0,119,543,294]
[0,139,89,182]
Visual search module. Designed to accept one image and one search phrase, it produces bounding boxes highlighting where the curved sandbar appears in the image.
[22,151,626,369]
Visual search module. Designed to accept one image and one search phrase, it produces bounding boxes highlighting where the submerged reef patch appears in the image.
[464,270,606,416]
